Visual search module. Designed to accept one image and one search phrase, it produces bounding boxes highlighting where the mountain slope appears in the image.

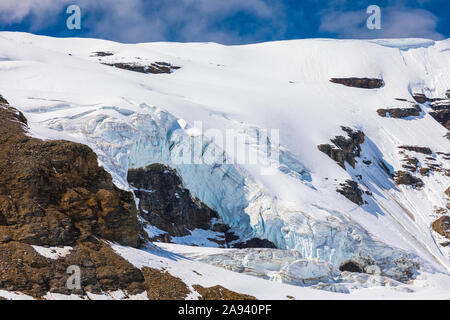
[0,32,449,298]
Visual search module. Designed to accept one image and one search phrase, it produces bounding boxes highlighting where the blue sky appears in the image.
[0,0,448,44]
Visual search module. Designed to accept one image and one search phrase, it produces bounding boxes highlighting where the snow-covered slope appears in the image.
[0,32,449,298]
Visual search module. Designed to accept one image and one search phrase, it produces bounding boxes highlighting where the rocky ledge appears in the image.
[103,62,181,74]
[317,127,365,169]
[330,78,383,89]
[377,105,421,119]
[413,92,450,130]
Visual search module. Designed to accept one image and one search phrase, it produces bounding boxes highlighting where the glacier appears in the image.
[0,32,449,296]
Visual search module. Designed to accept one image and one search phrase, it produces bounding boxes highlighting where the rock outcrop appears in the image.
[0,97,140,247]
[429,109,450,130]
[412,93,443,104]
[377,105,421,118]
[398,145,433,155]
[394,171,424,188]
[330,78,383,89]
[336,180,365,205]
[193,285,256,300]
[412,92,450,130]
[128,164,276,249]
[318,127,365,169]
[128,164,221,238]
[0,240,145,297]
[104,62,180,74]
[431,216,450,240]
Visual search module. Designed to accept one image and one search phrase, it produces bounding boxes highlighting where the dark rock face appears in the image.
[430,101,450,112]
[394,171,424,188]
[398,145,433,155]
[92,51,114,57]
[412,93,443,104]
[330,78,383,89]
[429,110,450,130]
[337,180,365,205]
[377,105,421,118]
[411,92,450,130]
[431,216,450,240]
[401,155,419,172]
[129,164,277,249]
[339,261,364,273]
[105,61,180,74]
[128,164,220,238]
[233,238,277,249]
[318,127,365,169]
[318,127,367,206]
[0,99,140,248]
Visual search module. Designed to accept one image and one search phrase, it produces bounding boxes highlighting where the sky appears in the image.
[0,0,448,44]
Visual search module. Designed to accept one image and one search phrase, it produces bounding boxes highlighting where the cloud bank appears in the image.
[0,0,446,43]
[319,5,444,40]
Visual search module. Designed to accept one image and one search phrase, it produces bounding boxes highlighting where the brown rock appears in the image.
[193,284,256,300]
[431,216,450,239]
[330,78,383,89]
[0,98,140,247]
[142,267,190,300]
[398,145,433,155]
[128,164,220,238]
[318,127,365,169]
[394,171,424,188]
[0,241,145,298]
[337,180,365,205]
[429,110,450,130]
[377,105,421,118]
[106,62,180,74]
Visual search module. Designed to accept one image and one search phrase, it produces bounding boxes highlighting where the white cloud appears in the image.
[0,0,286,44]
[319,6,443,40]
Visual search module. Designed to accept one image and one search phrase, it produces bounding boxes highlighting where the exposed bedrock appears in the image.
[394,171,424,188]
[103,61,180,74]
[412,91,450,130]
[0,97,140,247]
[398,145,433,155]
[429,110,450,130]
[336,180,365,206]
[317,126,365,169]
[128,163,277,249]
[377,105,421,119]
[432,216,450,240]
[330,78,383,89]
[128,164,220,238]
